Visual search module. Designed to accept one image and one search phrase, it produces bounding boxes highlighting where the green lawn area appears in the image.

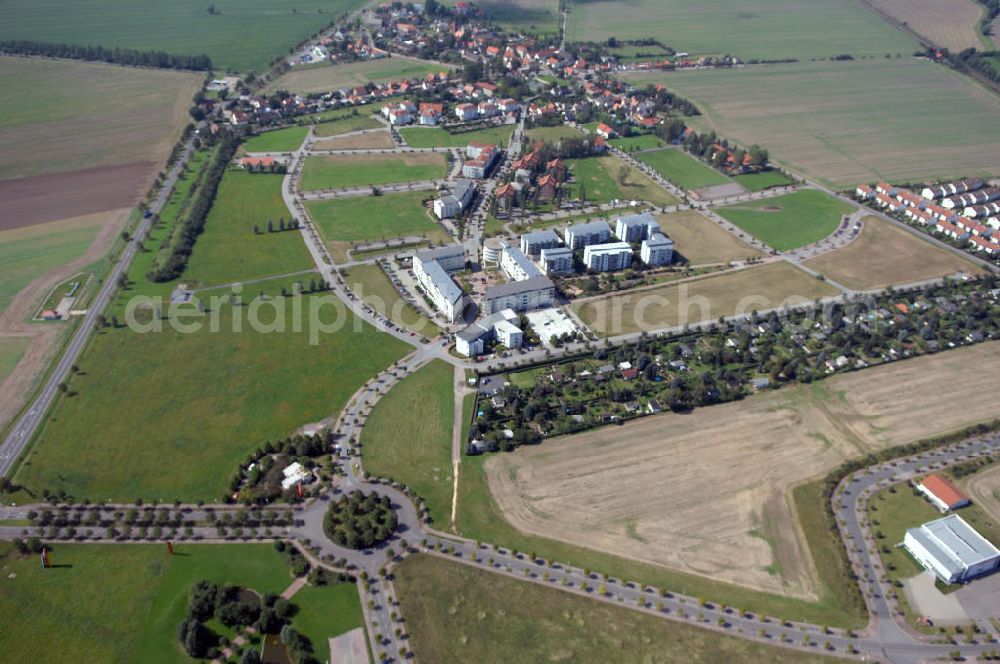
[636,148,731,192]
[0,217,103,316]
[399,125,514,148]
[181,170,314,287]
[306,190,449,245]
[361,360,455,526]
[867,484,943,582]
[0,542,298,664]
[288,582,366,663]
[565,156,677,206]
[265,57,453,94]
[16,294,409,502]
[524,125,583,144]
[610,133,667,151]
[0,337,28,385]
[0,0,368,72]
[299,153,446,191]
[313,113,383,138]
[241,126,308,153]
[395,554,842,663]
[344,264,441,338]
[716,189,855,252]
[566,0,915,60]
[733,170,796,192]
[455,452,863,628]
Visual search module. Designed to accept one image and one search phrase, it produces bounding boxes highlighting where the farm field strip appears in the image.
[865,0,987,51]
[627,59,1000,189]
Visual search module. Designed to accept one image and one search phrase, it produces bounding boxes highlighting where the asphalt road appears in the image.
[0,138,197,479]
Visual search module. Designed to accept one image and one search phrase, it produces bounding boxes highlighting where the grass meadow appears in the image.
[241,126,308,153]
[636,148,731,192]
[524,125,583,144]
[733,171,797,192]
[181,170,314,287]
[344,264,442,337]
[361,360,455,525]
[610,133,667,151]
[566,0,915,59]
[305,190,450,256]
[0,338,28,385]
[0,542,303,664]
[312,113,383,138]
[0,0,368,72]
[572,261,839,336]
[299,153,446,191]
[716,189,855,251]
[16,291,409,501]
[400,125,513,148]
[0,215,104,316]
[565,156,678,206]
[629,59,1000,188]
[395,555,843,662]
[266,56,453,93]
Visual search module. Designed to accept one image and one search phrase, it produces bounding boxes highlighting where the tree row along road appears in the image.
[0,138,197,479]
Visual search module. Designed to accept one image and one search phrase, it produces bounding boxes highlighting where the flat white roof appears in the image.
[907,514,1000,574]
[525,307,580,344]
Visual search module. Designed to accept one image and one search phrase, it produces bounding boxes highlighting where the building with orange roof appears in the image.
[918,474,971,512]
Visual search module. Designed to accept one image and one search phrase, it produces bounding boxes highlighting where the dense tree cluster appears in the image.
[0,40,211,70]
[323,491,397,549]
[229,432,331,504]
[148,133,240,282]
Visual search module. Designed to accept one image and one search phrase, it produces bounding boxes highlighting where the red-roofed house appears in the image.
[595,123,615,139]
[918,474,971,512]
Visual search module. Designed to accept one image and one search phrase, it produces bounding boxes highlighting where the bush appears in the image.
[177,617,214,657]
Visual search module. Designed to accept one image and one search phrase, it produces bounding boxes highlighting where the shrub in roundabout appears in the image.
[323,490,397,549]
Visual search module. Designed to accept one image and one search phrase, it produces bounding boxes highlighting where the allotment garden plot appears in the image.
[485,342,1000,600]
[299,153,447,191]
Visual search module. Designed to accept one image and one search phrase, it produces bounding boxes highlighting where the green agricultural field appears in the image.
[565,156,678,206]
[0,217,103,316]
[344,264,441,337]
[470,0,560,35]
[395,555,842,663]
[610,133,667,151]
[0,337,28,385]
[399,125,514,148]
[181,170,314,287]
[299,153,446,191]
[16,294,409,502]
[361,360,455,525]
[0,542,302,664]
[0,56,200,182]
[733,171,796,192]
[566,0,915,60]
[306,190,450,262]
[0,0,367,72]
[265,56,453,94]
[716,189,855,252]
[636,148,732,192]
[241,126,308,153]
[629,59,1000,188]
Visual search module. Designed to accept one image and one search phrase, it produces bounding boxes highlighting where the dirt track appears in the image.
[0,163,152,231]
[486,342,1000,599]
[0,209,129,433]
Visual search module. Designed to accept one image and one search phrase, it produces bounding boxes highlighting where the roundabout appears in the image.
[323,490,398,550]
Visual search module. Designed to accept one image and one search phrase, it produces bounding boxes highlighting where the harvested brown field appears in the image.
[805,215,982,290]
[0,163,151,231]
[486,341,1000,599]
[963,464,1000,526]
[573,261,838,336]
[867,0,985,52]
[654,210,762,265]
[313,130,395,151]
[0,56,200,182]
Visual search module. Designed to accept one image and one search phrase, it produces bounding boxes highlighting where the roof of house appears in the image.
[522,229,560,244]
[921,474,970,507]
[484,275,554,300]
[566,220,612,237]
[421,260,464,305]
[415,244,465,264]
[906,514,1000,575]
[644,232,674,248]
